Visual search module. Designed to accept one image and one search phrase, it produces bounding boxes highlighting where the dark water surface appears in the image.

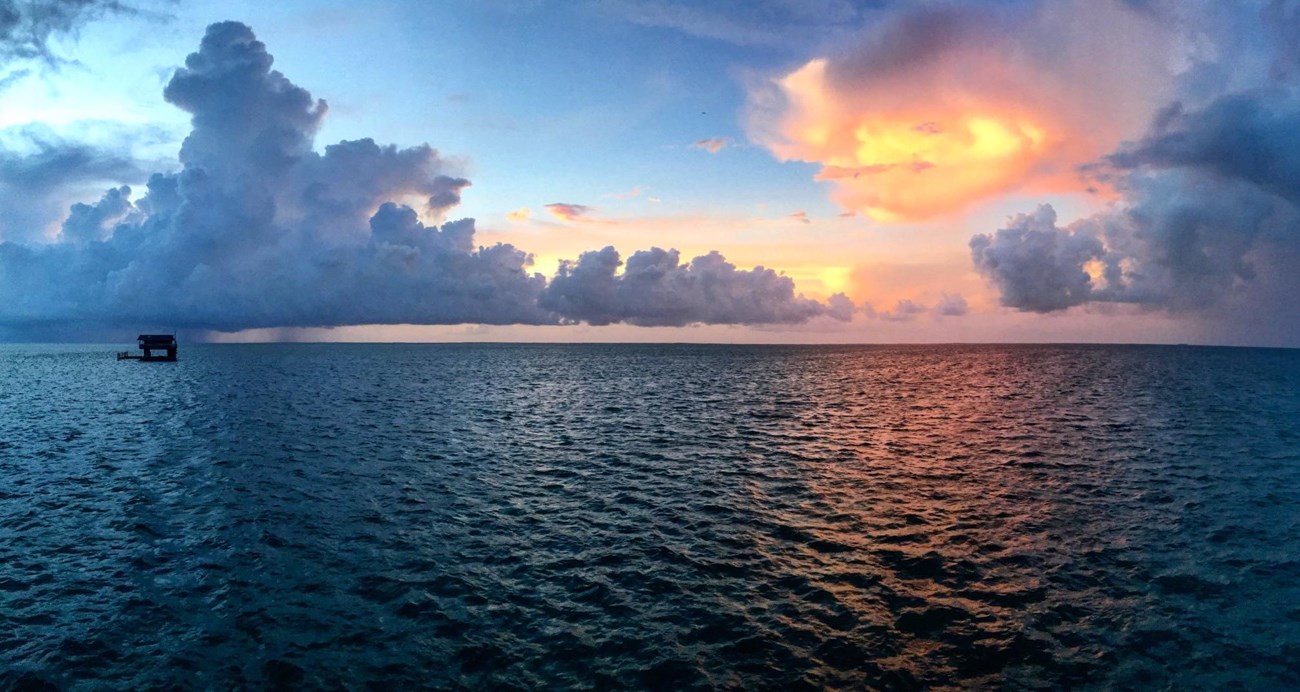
[2,343,1299,689]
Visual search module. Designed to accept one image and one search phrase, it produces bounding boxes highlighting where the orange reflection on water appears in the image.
[733,347,1090,683]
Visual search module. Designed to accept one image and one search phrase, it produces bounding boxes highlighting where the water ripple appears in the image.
[1,343,1299,688]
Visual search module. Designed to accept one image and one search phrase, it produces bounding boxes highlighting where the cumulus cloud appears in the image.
[970,205,1105,312]
[0,22,846,334]
[973,173,1295,316]
[61,185,135,244]
[745,0,1179,220]
[0,127,148,242]
[825,292,855,322]
[692,137,729,153]
[874,298,928,322]
[934,292,968,316]
[971,4,1300,338]
[540,246,847,326]
[0,21,547,331]
[544,202,592,221]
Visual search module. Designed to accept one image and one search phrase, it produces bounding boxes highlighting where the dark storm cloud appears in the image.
[971,173,1295,314]
[0,22,843,333]
[971,3,1300,339]
[1108,93,1300,204]
[539,246,847,326]
[0,21,551,330]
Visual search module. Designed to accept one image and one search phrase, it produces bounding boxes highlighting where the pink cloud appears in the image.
[545,203,593,221]
[692,137,730,154]
[744,0,1179,221]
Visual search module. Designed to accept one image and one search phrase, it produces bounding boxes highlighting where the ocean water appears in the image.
[1,343,1298,689]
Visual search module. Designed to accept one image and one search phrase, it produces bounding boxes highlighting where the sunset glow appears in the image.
[760,58,1066,221]
[0,0,1295,347]
[5,6,1300,688]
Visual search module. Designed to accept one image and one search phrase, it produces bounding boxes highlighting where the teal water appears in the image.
[2,344,1299,688]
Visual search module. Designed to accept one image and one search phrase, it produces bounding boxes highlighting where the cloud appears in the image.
[934,292,968,316]
[61,185,135,244]
[744,0,1179,220]
[873,298,928,322]
[545,202,592,221]
[0,0,162,89]
[540,246,848,326]
[692,137,729,153]
[969,205,1105,313]
[592,0,871,49]
[0,127,148,242]
[506,207,530,222]
[0,0,131,64]
[789,210,810,224]
[825,292,855,321]
[0,66,27,89]
[970,5,1300,341]
[1107,93,1300,204]
[0,21,548,331]
[0,22,847,334]
[973,173,1295,316]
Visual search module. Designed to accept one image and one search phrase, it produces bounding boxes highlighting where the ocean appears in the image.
[1,343,1298,689]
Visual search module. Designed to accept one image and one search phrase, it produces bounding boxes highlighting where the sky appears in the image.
[1,0,1298,346]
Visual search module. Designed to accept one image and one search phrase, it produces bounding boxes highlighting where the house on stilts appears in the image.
[117,334,178,362]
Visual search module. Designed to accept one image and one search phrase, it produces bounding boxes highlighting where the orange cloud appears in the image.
[745,0,1177,221]
[692,137,730,154]
[506,207,531,222]
[545,203,592,221]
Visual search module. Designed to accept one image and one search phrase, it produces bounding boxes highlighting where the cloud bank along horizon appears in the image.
[0,21,851,333]
[3,2,1300,343]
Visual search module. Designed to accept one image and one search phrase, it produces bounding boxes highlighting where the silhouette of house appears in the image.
[118,334,178,361]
